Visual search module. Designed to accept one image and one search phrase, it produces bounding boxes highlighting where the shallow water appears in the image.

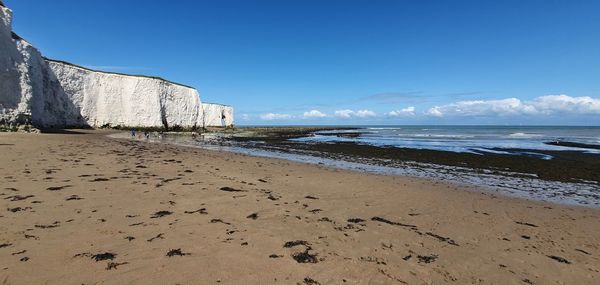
[292,126,600,158]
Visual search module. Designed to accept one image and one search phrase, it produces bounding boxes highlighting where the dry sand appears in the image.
[1,130,599,284]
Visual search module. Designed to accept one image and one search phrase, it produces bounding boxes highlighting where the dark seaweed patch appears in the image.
[90,178,110,182]
[292,250,318,263]
[150,210,172,218]
[46,185,72,191]
[515,221,538,227]
[210,219,231,225]
[65,195,83,201]
[284,240,310,248]
[371,216,417,228]
[166,248,190,257]
[106,261,128,270]
[92,252,116,261]
[548,255,571,264]
[147,233,164,242]
[220,187,245,192]
[184,208,207,214]
[247,213,258,220]
[417,254,438,263]
[425,232,459,246]
[347,218,365,223]
[303,277,321,285]
[5,195,34,201]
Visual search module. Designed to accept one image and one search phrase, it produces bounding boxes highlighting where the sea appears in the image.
[291,125,600,157]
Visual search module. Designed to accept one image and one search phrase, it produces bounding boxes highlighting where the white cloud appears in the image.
[532,95,600,115]
[333,109,377,118]
[426,95,600,117]
[240,114,250,120]
[334,109,354,118]
[259,113,292,120]
[355,110,377,118]
[303,110,327,118]
[387,106,416,117]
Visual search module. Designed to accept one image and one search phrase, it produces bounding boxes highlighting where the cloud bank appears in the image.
[253,95,598,123]
[426,95,600,117]
[259,113,292,120]
[387,106,415,117]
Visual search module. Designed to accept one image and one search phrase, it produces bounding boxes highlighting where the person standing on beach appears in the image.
[131,128,136,137]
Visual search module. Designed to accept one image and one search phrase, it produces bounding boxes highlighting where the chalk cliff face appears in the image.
[201,103,234,127]
[0,3,42,126]
[46,60,202,128]
[0,2,232,130]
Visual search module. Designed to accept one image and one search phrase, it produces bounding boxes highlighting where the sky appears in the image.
[6,0,600,125]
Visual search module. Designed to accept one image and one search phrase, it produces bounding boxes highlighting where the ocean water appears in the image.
[291,126,600,158]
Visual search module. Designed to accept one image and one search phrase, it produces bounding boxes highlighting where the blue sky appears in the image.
[7,0,600,125]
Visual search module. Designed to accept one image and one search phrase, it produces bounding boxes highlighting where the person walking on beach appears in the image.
[131,128,136,137]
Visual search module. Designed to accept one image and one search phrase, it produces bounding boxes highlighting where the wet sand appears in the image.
[1,130,599,284]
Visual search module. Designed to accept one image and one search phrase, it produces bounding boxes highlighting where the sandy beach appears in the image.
[1,130,599,284]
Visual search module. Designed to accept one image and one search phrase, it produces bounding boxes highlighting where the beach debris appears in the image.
[347,218,365,223]
[0,243,12,248]
[46,185,72,191]
[303,277,321,285]
[35,221,60,229]
[515,221,538,227]
[184,208,207,214]
[246,213,259,220]
[548,255,571,264]
[258,179,268,183]
[284,240,310,248]
[90,177,110,182]
[166,248,190,257]
[20,257,29,262]
[124,236,135,241]
[371,216,417,228]
[269,254,283,258]
[65,195,82,200]
[11,250,26,255]
[292,250,318,263]
[425,232,459,246]
[24,234,38,240]
[5,195,34,201]
[7,206,31,212]
[575,248,591,255]
[220,186,245,192]
[106,261,128,270]
[210,219,231,225]
[402,254,412,261]
[92,252,116,261]
[147,233,165,242]
[304,195,319,200]
[417,254,438,263]
[150,210,172,218]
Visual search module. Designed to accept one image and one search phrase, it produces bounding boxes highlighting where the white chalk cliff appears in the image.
[0,2,233,129]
